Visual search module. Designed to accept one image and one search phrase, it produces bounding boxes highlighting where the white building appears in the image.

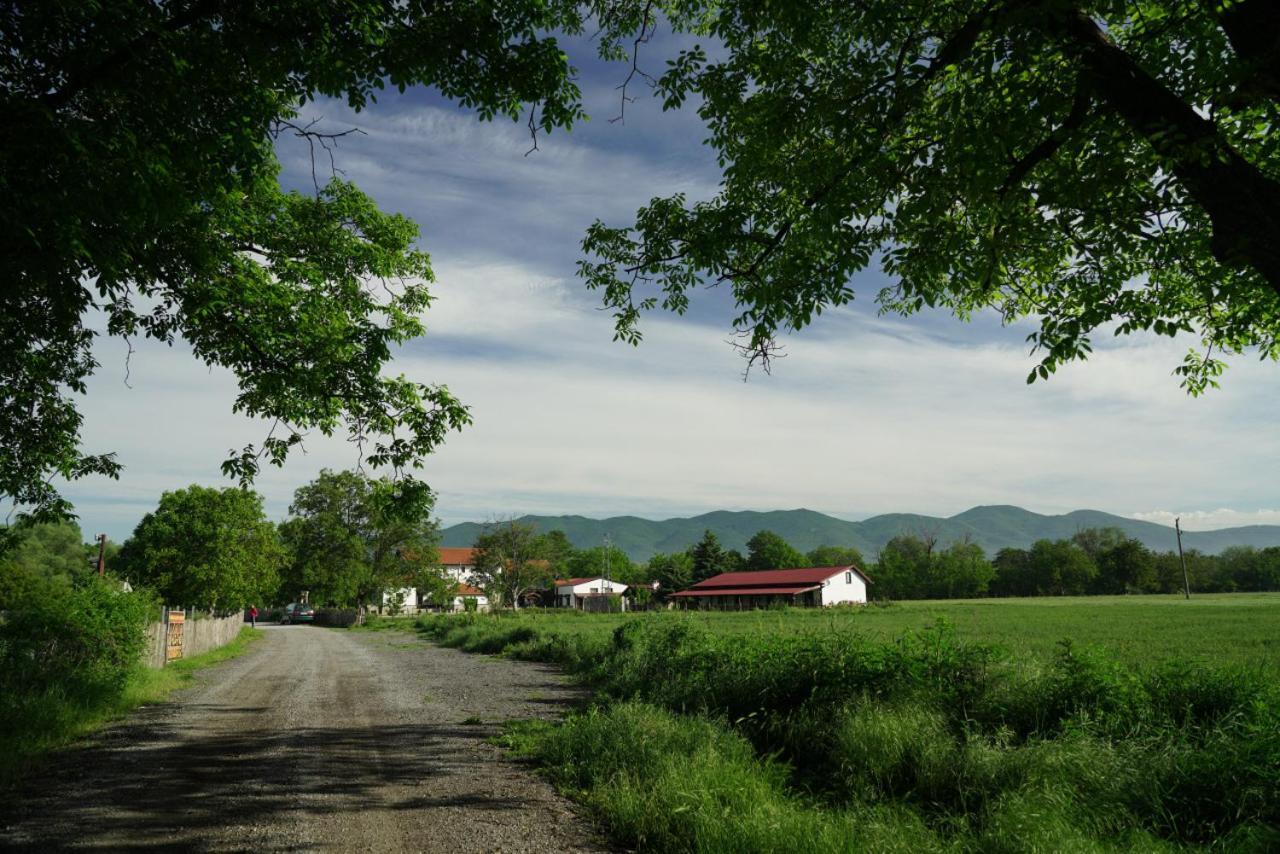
[380,587,420,614]
[447,583,490,613]
[554,576,629,609]
[669,566,870,609]
[438,547,479,583]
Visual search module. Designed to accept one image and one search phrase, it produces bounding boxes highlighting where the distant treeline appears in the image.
[622,527,1280,600]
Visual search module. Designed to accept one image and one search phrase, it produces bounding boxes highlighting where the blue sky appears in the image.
[65,33,1280,541]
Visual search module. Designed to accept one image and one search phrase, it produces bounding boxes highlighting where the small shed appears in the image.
[554,577,628,609]
[669,566,870,609]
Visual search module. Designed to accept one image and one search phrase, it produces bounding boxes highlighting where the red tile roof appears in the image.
[456,583,485,596]
[438,547,477,566]
[669,584,820,598]
[686,565,869,591]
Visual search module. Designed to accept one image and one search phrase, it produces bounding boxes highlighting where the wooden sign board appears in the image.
[166,610,185,661]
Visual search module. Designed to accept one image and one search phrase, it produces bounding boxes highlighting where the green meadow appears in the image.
[404,592,1280,673]
[406,595,1280,852]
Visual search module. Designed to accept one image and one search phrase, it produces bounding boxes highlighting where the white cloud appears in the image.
[64,260,1280,540]
[1130,509,1280,531]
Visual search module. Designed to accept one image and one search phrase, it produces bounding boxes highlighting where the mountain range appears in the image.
[439,505,1280,562]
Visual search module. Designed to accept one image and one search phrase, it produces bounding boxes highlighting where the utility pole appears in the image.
[603,533,611,587]
[1175,517,1190,600]
[95,533,107,576]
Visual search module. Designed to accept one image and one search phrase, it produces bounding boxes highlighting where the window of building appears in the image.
[845,571,853,584]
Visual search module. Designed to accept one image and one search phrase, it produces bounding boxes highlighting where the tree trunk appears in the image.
[1055,8,1280,296]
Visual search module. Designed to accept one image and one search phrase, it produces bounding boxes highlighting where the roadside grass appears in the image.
[413,598,1280,852]
[0,627,264,788]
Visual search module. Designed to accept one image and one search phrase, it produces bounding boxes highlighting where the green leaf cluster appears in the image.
[580,1,1280,389]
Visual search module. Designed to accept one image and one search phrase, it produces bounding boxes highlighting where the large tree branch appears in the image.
[998,85,1092,198]
[1056,7,1280,296]
[1199,0,1280,105]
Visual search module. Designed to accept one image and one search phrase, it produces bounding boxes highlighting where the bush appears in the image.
[313,607,362,627]
[0,576,155,774]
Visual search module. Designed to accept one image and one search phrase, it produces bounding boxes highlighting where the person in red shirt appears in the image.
[249,605,258,628]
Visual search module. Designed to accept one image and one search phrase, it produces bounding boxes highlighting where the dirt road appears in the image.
[0,626,608,852]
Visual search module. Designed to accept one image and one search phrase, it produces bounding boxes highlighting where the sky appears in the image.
[64,32,1280,541]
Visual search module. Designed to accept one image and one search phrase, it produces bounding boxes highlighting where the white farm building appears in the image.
[669,566,869,609]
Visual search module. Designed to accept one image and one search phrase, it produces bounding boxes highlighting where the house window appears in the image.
[845,571,853,584]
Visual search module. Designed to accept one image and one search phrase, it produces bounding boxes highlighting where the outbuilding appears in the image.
[554,576,628,610]
[669,565,870,609]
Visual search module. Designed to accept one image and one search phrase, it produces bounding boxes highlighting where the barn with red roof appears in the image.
[669,565,870,609]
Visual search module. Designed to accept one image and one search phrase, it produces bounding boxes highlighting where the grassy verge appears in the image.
[0,626,264,788]
[414,607,1280,852]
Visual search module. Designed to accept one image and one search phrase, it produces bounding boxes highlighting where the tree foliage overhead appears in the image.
[1,0,667,523]
[581,0,1280,390]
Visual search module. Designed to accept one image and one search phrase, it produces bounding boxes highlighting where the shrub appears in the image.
[0,576,155,773]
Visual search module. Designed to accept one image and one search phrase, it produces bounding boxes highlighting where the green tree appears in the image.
[1,0,667,521]
[119,486,283,611]
[1026,539,1098,596]
[473,520,553,609]
[927,541,995,599]
[1071,527,1129,564]
[0,521,96,608]
[744,530,808,572]
[537,530,577,579]
[1093,536,1157,594]
[646,551,695,594]
[565,545,640,584]
[991,547,1037,598]
[806,545,866,569]
[873,535,934,600]
[687,530,730,583]
[582,1,1280,392]
[280,469,443,608]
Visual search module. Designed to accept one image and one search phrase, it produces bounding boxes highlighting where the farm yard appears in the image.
[394,594,1280,852]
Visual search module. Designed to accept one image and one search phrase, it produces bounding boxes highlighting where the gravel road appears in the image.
[0,625,609,853]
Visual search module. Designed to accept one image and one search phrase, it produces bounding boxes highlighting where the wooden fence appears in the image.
[142,610,245,669]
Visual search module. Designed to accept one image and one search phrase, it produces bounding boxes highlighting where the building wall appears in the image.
[556,579,628,608]
[443,563,474,583]
[381,587,419,613]
[820,569,868,605]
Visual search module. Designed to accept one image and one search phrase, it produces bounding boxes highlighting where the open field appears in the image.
[398,592,1280,674]
[404,595,1280,852]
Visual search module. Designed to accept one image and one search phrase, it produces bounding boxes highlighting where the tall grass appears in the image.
[420,610,1280,851]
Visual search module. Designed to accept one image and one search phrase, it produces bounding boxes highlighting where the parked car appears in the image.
[281,603,316,624]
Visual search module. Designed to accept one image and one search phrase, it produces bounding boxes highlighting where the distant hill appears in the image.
[440,505,1280,562]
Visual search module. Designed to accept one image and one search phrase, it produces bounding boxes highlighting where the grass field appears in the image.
[404,595,1280,852]
[395,592,1280,673]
